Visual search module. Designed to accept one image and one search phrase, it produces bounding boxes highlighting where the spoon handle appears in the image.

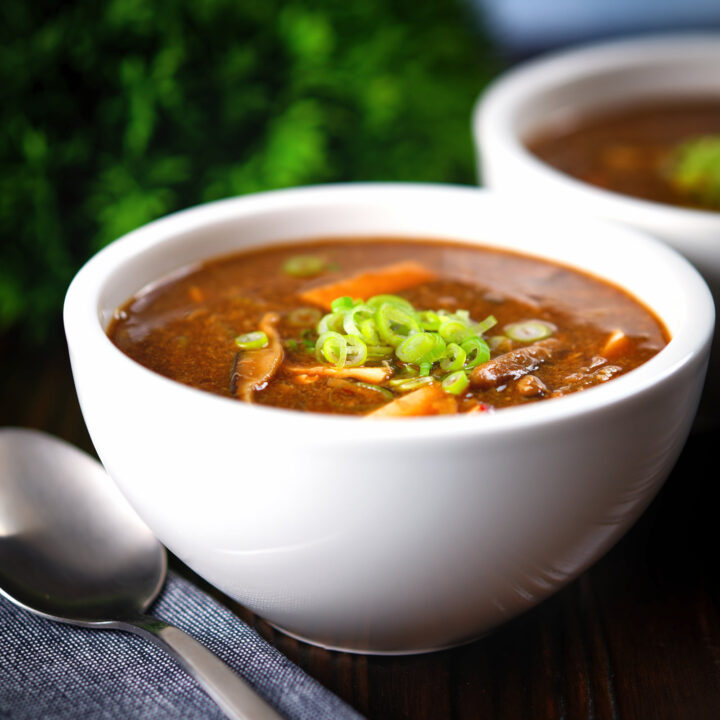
[122,615,285,720]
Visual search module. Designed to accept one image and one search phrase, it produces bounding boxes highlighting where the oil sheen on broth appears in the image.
[107,238,668,417]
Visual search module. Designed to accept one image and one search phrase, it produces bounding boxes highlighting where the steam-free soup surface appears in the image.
[527,98,720,212]
[108,238,668,417]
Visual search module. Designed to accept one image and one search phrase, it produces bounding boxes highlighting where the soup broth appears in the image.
[108,238,668,417]
[527,98,720,212]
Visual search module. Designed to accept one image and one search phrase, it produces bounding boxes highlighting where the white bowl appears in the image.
[473,33,720,425]
[64,184,713,654]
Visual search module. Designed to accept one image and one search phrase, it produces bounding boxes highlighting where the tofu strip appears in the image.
[284,365,391,383]
[470,338,561,390]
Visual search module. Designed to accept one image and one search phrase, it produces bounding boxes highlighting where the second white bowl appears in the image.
[474,34,720,424]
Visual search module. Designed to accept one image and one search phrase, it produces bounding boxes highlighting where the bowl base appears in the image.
[267,621,489,656]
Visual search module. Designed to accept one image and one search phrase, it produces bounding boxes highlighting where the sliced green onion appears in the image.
[366,344,394,360]
[504,320,555,343]
[235,331,268,350]
[315,331,347,367]
[438,318,473,344]
[355,382,394,401]
[310,293,519,380]
[344,335,368,367]
[396,332,437,363]
[474,315,498,335]
[440,342,466,372]
[418,310,442,331]
[288,307,322,327]
[342,304,374,338]
[283,255,326,277]
[300,328,316,349]
[366,294,414,311]
[393,366,419,379]
[375,303,421,346]
[331,296,356,312]
[317,311,345,335]
[422,333,447,363]
[461,337,491,368]
[667,134,720,209]
[442,370,469,395]
[357,317,381,345]
[387,376,435,392]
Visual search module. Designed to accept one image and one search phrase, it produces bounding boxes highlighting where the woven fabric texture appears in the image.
[0,574,364,720]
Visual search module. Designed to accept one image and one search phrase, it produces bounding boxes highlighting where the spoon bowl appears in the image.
[0,428,283,720]
[0,427,164,624]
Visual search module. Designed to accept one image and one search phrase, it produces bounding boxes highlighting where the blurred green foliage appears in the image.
[0,0,496,344]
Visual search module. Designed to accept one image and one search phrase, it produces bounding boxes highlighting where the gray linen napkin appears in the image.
[0,573,365,720]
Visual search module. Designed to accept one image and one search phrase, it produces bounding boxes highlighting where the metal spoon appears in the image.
[0,427,284,720]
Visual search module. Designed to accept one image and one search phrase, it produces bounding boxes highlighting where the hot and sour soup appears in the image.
[527,98,720,212]
[107,238,668,417]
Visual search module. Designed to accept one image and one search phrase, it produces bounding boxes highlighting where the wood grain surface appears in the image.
[2,331,718,719]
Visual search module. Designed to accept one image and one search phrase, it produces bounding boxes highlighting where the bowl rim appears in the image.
[63,182,714,442]
[473,31,720,227]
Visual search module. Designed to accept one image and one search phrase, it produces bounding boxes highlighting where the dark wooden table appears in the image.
[2,330,718,719]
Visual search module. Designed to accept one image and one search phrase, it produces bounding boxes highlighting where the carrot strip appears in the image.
[188,285,205,303]
[299,261,436,310]
[367,383,457,418]
[601,329,630,359]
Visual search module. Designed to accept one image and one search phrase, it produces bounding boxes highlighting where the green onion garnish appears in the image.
[310,293,496,378]
[442,370,469,395]
[375,303,421,347]
[331,296,356,312]
[366,294,414,311]
[315,331,347,366]
[461,336,491,368]
[315,331,368,368]
[418,310,442,331]
[474,315,498,335]
[396,332,437,363]
[387,375,435,392]
[344,335,369,367]
[283,255,327,277]
[355,381,394,401]
[438,318,472,344]
[503,320,555,343]
[366,344,394,360]
[299,328,316,349]
[666,134,720,209]
[317,311,345,334]
[235,331,269,350]
[342,304,376,340]
[439,343,466,372]
[288,307,323,327]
